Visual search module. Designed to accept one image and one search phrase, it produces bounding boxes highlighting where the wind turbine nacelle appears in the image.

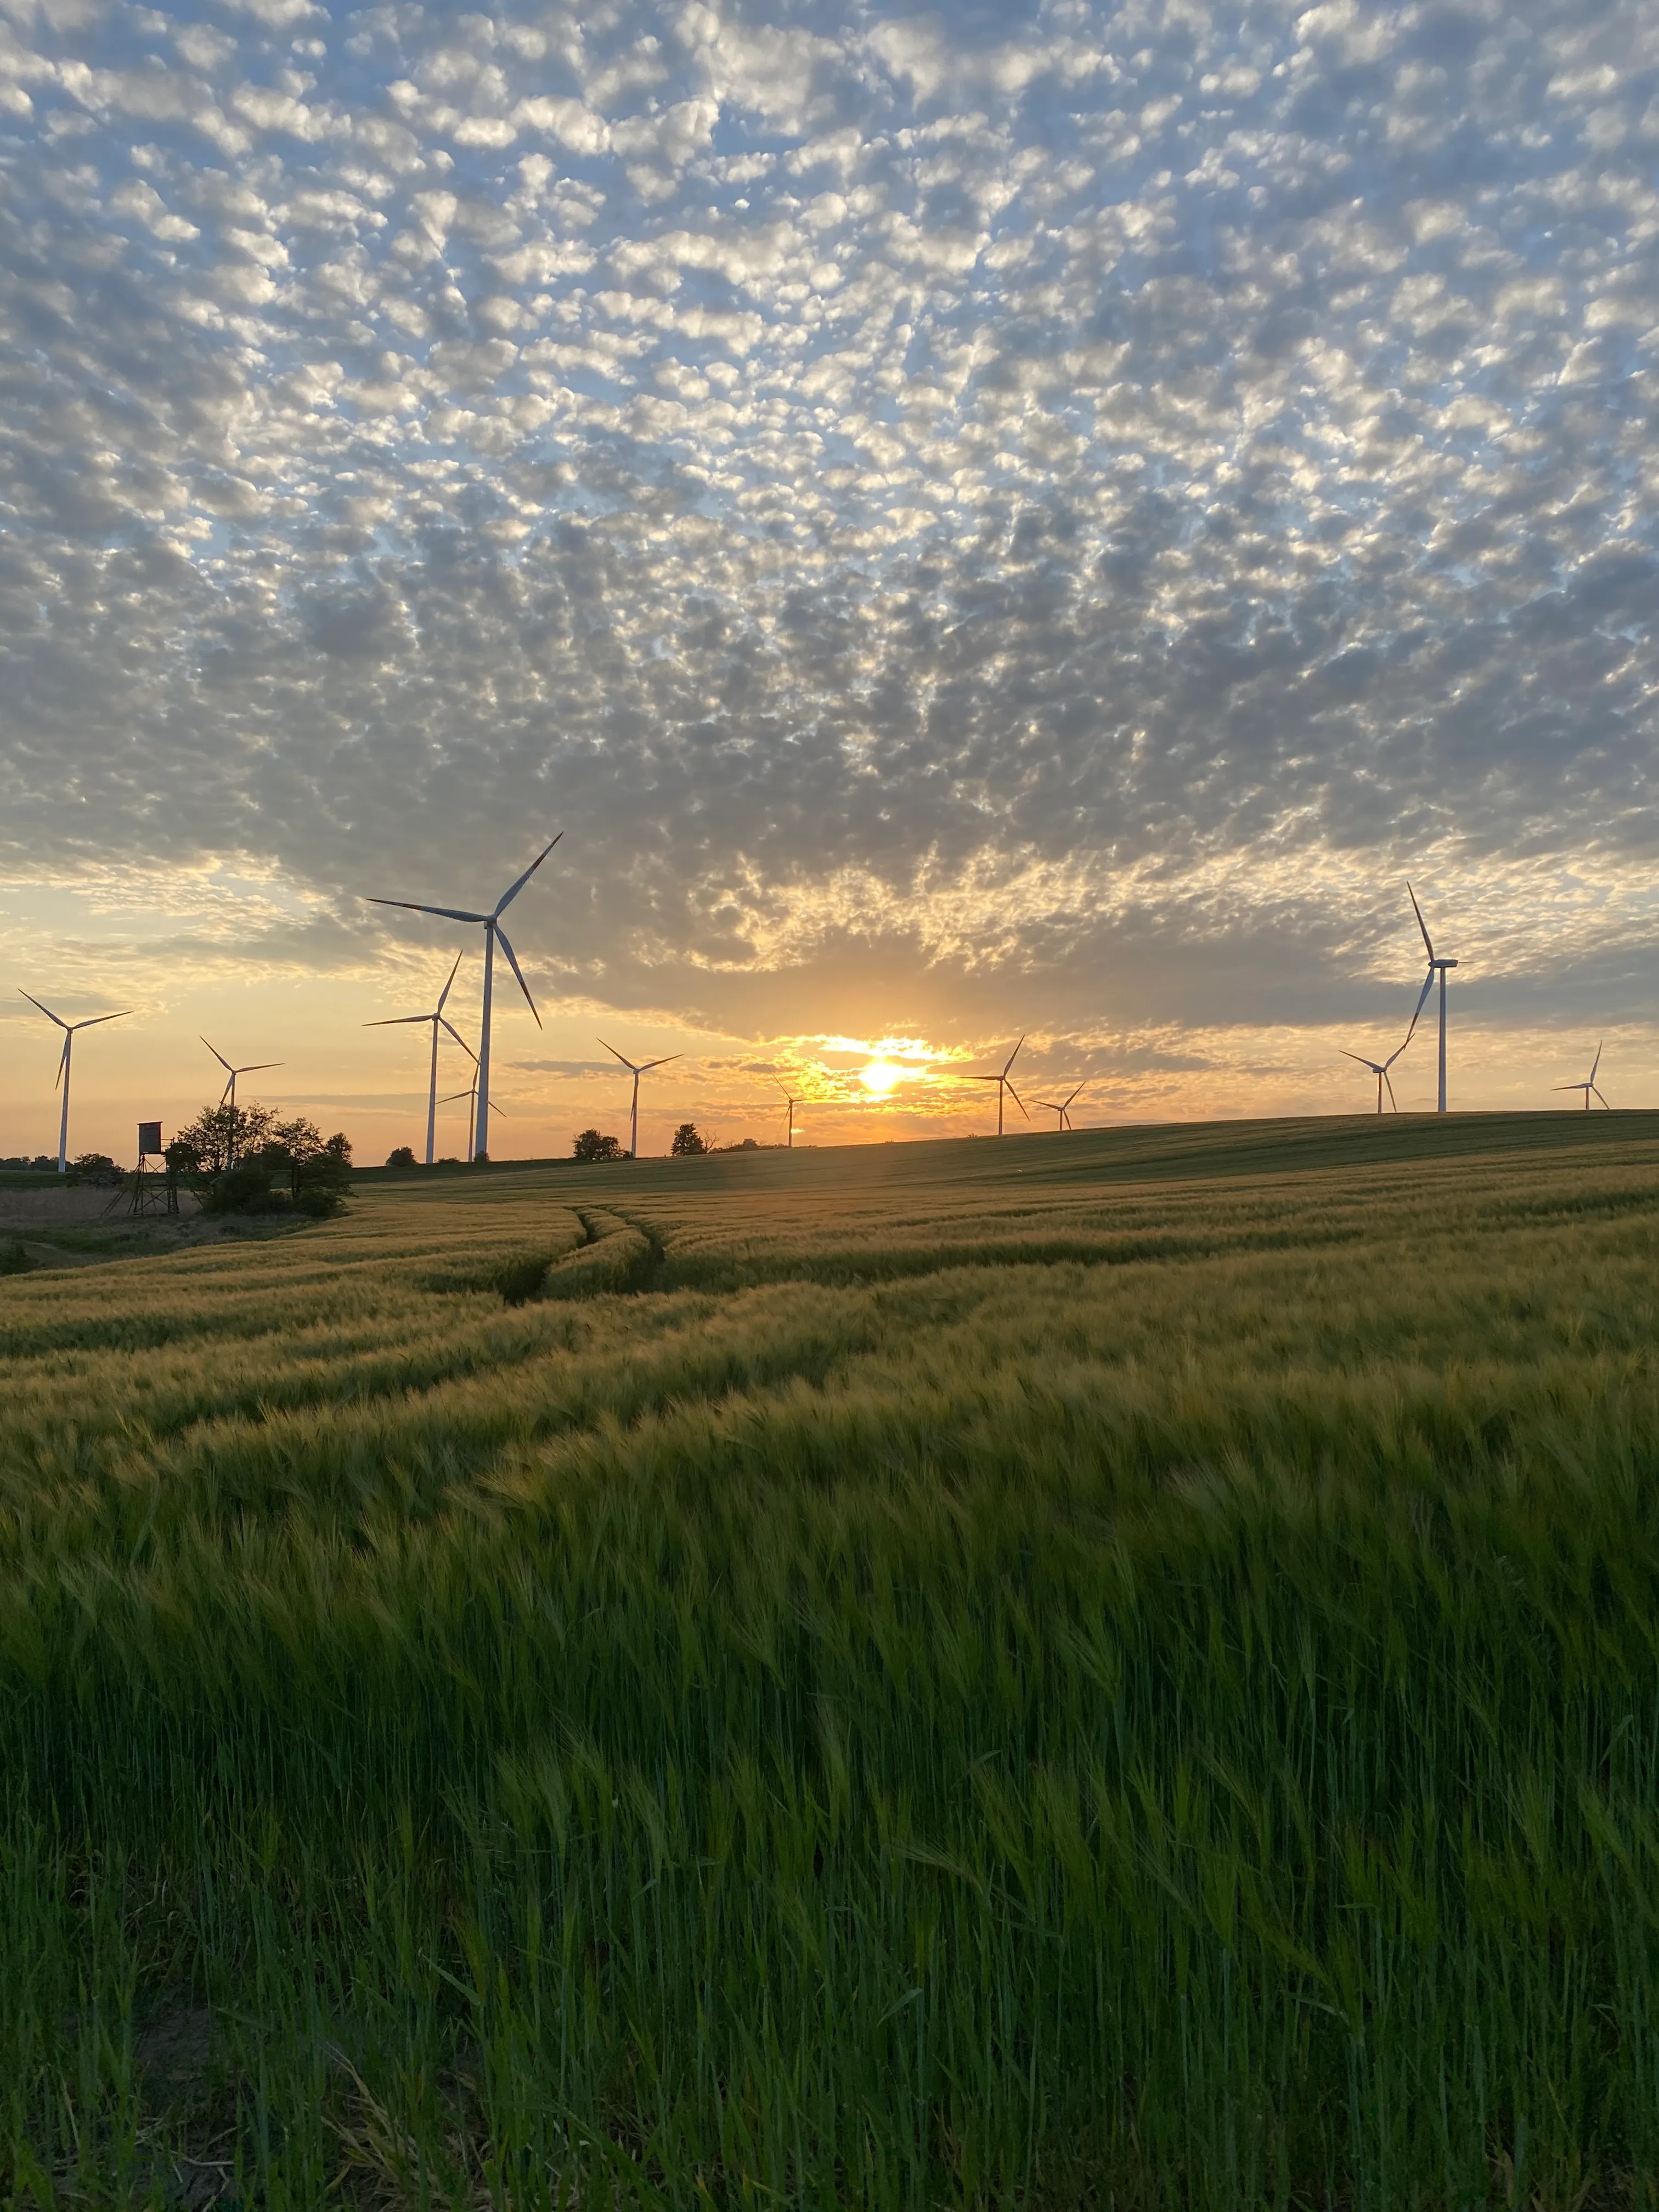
[1437,958,1459,970]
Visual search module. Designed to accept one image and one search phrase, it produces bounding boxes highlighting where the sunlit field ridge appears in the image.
[4,1113,1659,2208]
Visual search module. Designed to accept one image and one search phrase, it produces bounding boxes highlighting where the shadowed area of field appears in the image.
[3,1114,1658,2206]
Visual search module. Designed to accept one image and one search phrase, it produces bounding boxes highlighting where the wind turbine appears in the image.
[599,1039,681,1160]
[969,1037,1028,1136]
[776,1079,800,1148]
[1341,1034,1414,1113]
[19,992,131,1174]
[438,1081,477,1162]
[1034,1081,1085,1131]
[1406,883,1458,1114]
[1554,1043,1610,1110]
[202,1035,281,1108]
[201,1039,283,1165]
[364,833,561,1163]
[364,952,473,1165]
[440,1085,519,1163]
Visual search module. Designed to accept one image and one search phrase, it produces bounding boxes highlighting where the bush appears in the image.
[69,1153,124,1186]
[572,1129,624,1163]
[386,1146,417,1169]
[263,1121,352,1218]
[201,1161,283,1216]
[670,1122,707,1156]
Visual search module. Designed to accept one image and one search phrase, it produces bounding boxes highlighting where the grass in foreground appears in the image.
[2,1113,1659,2208]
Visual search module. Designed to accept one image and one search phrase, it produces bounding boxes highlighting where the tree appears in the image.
[262,1118,353,1216]
[174,1101,275,1177]
[670,1122,707,1156]
[572,1129,624,1162]
[386,1145,417,1168]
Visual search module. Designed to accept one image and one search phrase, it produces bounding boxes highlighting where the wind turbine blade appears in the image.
[1593,1085,1611,1108]
[201,1037,235,1073]
[1406,881,1435,962]
[1384,1069,1398,1111]
[1006,1082,1029,1119]
[19,990,67,1028]
[639,1054,683,1073]
[438,1017,476,1062]
[366,896,488,924]
[71,1009,131,1031]
[1002,1035,1025,1079]
[239,1062,282,1075]
[1407,968,1435,1034]
[436,950,464,1016]
[493,831,563,918]
[492,923,540,1025]
[54,1036,68,1088]
[1590,1041,1602,1084]
[1340,1049,1378,1070]
[969,1074,1001,1084]
[1063,1082,1085,1108]
[364,1015,432,1028]
[597,1038,639,1072]
[1549,1083,1581,1092]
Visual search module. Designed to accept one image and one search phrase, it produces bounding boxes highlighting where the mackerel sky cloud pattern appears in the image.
[2,0,1658,1058]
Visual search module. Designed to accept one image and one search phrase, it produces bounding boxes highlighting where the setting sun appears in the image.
[859,1060,902,1096]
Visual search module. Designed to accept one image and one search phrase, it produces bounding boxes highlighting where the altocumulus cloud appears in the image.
[2,0,1658,1042]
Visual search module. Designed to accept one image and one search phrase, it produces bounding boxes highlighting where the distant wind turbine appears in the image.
[1554,1043,1610,1110]
[20,992,131,1174]
[364,951,473,1165]
[1341,1031,1414,1114]
[776,1079,800,1149]
[599,1038,681,1159]
[969,1037,1028,1136]
[202,1038,283,1114]
[364,833,561,1163]
[438,1081,477,1163]
[439,1079,519,1161]
[1406,883,1458,1114]
[201,1039,283,1164]
[1034,1081,1085,1131]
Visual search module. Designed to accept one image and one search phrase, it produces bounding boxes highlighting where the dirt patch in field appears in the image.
[0,1186,159,1227]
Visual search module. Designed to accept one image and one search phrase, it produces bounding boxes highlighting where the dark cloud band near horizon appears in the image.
[2,0,1657,1041]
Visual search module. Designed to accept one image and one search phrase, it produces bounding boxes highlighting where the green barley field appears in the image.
[5,1112,1659,2209]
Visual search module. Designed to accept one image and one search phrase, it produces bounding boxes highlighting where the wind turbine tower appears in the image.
[599,1039,681,1159]
[1406,884,1458,1114]
[20,992,131,1173]
[364,951,473,1165]
[1554,1043,1610,1110]
[1034,1081,1085,1131]
[969,1037,1028,1135]
[364,833,561,1163]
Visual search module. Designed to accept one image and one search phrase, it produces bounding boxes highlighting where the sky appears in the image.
[2,0,1657,1163]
